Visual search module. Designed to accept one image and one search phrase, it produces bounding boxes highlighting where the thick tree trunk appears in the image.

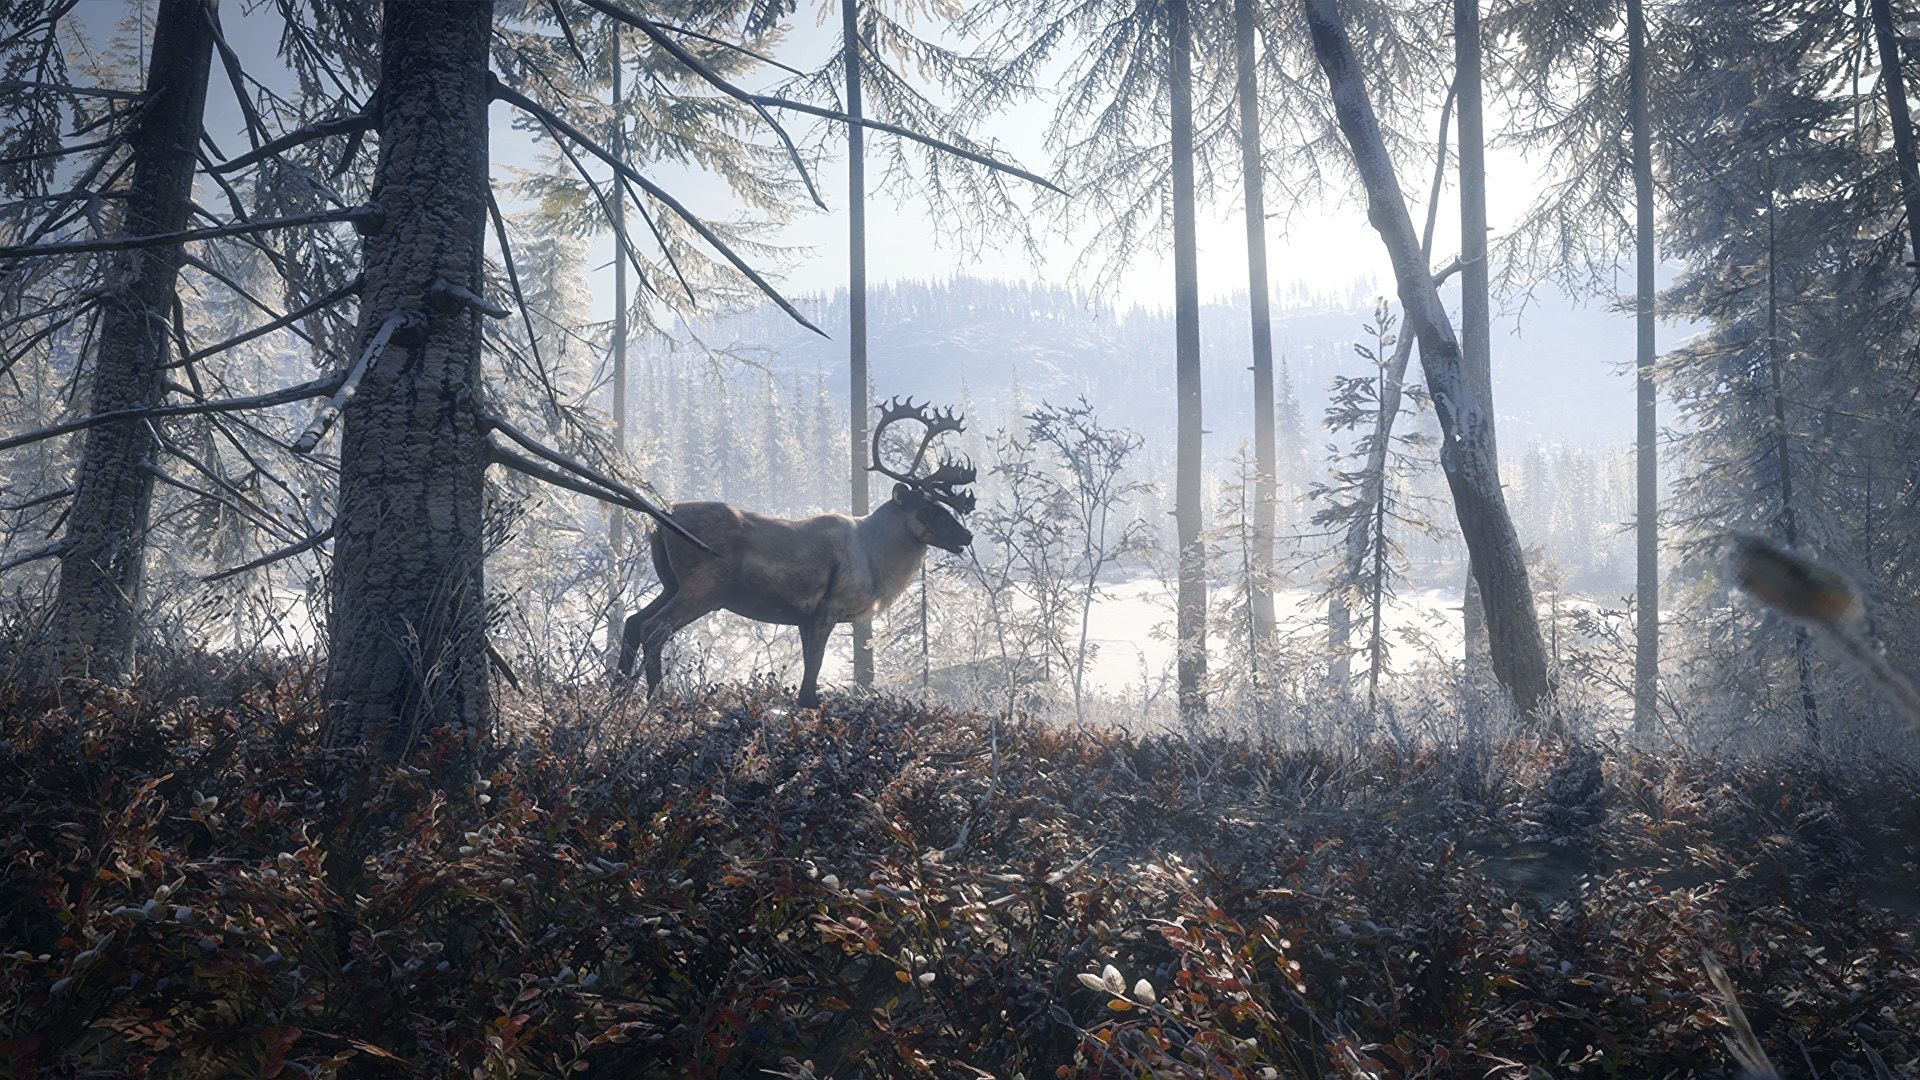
[323,0,494,761]
[1628,0,1660,732]
[1305,0,1553,718]
[1171,0,1208,721]
[1455,0,1493,674]
[1235,0,1278,648]
[846,0,874,689]
[47,0,215,678]
[1871,0,1920,271]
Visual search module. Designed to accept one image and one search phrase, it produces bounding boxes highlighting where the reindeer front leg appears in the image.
[797,619,833,708]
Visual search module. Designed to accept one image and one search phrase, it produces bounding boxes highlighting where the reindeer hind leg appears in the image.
[619,530,683,676]
[636,595,717,699]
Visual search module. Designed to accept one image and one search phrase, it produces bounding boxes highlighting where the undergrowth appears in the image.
[2,668,1917,1078]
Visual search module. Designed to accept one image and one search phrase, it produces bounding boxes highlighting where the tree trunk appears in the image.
[1628,0,1660,732]
[1171,0,1208,722]
[1304,0,1553,719]
[1871,0,1920,272]
[605,26,630,668]
[1235,0,1277,648]
[845,0,874,689]
[1764,168,1819,741]
[47,0,216,679]
[1455,0,1494,674]
[323,0,494,762]
[1330,82,1453,687]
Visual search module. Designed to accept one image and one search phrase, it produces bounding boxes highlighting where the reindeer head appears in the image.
[870,397,977,554]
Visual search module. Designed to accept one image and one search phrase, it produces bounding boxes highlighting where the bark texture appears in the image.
[47,0,215,678]
[1171,0,1208,720]
[1628,0,1660,731]
[845,0,874,689]
[1455,0,1492,673]
[1235,0,1277,647]
[1305,0,1553,718]
[323,0,494,760]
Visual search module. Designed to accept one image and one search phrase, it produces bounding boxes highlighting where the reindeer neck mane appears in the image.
[856,499,929,610]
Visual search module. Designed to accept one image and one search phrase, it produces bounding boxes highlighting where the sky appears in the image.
[73,0,1649,375]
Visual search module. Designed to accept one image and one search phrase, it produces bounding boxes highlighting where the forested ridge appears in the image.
[2,0,1920,1074]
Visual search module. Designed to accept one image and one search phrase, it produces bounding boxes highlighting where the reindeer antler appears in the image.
[868,397,975,512]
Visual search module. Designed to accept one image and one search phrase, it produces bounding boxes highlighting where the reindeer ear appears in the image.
[892,483,912,502]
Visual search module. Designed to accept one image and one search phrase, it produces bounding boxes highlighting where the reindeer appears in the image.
[619,398,977,707]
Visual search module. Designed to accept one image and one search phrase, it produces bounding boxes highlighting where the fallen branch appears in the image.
[576,0,825,209]
[292,309,417,455]
[180,276,359,366]
[0,207,373,262]
[491,77,827,338]
[209,112,374,175]
[483,421,712,554]
[202,525,335,582]
[0,376,337,455]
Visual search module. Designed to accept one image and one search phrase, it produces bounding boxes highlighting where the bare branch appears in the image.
[209,113,375,175]
[180,276,360,366]
[574,0,825,209]
[482,187,556,390]
[483,415,714,554]
[1432,258,1463,287]
[0,376,337,455]
[0,543,63,575]
[752,95,1067,195]
[0,79,145,102]
[292,309,418,454]
[650,20,804,76]
[430,276,510,318]
[0,208,373,262]
[490,76,828,338]
[202,526,335,582]
[0,486,73,513]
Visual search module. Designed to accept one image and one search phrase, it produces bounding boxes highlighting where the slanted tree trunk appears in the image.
[1171,0,1208,722]
[1305,0,1553,718]
[324,0,494,761]
[1871,0,1920,272]
[1455,0,1493,675]
[1628,0,1660,732]
[48,0,216,678]
[1330,82,1454,688]
[846,0,874,690]
[1235,0,1277,648]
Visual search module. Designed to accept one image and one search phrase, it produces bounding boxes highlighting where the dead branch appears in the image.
[752,95,1067,195]
[575,0,825,209]
[650,20,804,76]
[0,543,63,575]
[0,486,73,513]
[0,79,145,102]
[210,113,375,175]
[0,207,373,262]
[202,525,335,582]
[0,135,116,170]
[482,419,713,553]
[491,76,827,338]
[0,376,337,455]
[482,188,558,391]
[292,309,418,455]
[180,276,360,366]
[430,277,510,318]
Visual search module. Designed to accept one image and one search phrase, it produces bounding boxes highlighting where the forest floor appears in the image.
[3,666,1917,1078]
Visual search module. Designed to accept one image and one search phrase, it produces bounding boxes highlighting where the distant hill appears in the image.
[655,275,1655,458]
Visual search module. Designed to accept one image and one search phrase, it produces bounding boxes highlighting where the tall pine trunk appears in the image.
[845,0,874,689]
[605,27,630,667]
[1171,0,1208,721]
[1455,0,1493,675]
[1628,0,1660,731]
[324,0,494,761]
[1235,0,1277,650]
[1305,0,1553,719]
[1870,0,1920,271]
[48,0,216,678]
